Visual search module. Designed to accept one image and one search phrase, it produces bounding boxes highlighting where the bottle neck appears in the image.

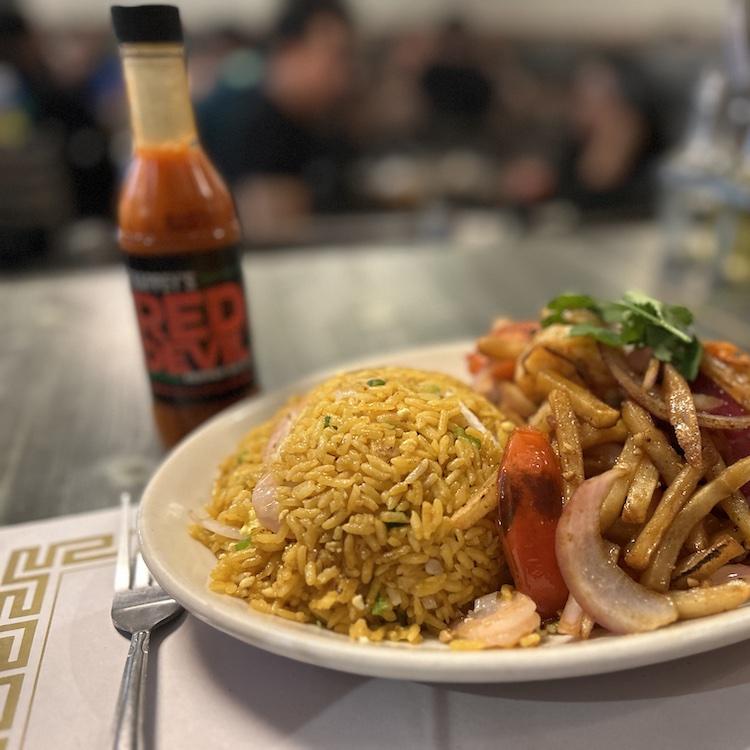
[119,42,197,149]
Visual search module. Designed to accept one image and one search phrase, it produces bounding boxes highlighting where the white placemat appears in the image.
[2,507,749,750]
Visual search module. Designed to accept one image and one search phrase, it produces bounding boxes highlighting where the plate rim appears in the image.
[138,340,750,683]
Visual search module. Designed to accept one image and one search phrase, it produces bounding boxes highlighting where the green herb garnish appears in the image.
[233,538,253,551]
[450,424,482,449]
[367,378,386,387]
[385,521,408,529]
[372,593,389,616]
[323,415,332,428]
[420,383,442,394]
[542,291,703,381]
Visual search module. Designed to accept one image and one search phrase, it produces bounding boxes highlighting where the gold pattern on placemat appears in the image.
[0,535,115,749]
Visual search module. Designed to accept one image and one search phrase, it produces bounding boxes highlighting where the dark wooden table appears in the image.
[2,221,748,525]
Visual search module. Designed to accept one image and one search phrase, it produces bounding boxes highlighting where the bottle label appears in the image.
[125,246,256,404]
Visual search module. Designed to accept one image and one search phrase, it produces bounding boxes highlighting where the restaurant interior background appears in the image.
[2,0,748,282]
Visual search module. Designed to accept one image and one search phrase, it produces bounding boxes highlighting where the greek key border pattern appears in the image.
[0,535,115,748]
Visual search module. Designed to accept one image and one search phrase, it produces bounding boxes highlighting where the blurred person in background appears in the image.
[421,18,492,143]
[501,56,666,217]
[199,0,355,244]
[0,6,115,265]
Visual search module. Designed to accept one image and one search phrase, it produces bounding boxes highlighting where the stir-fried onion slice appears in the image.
[662,364,702,467]
[556,470,678,634]
[641,456,750,592]
[600,345,750,430]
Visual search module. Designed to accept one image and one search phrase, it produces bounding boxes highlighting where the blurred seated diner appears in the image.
[199,0,355,246]
[0,6,115,267]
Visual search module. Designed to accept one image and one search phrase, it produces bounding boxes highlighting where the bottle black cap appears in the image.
[111,5,183,44]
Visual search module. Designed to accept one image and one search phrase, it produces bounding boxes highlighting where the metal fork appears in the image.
[111,492,183,750]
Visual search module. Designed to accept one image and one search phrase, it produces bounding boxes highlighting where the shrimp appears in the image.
[451,590,540,648]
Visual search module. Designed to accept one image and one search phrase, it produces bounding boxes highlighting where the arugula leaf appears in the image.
[543,291,703,380]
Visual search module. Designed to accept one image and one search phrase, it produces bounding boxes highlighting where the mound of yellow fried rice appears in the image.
[191,367,513,643]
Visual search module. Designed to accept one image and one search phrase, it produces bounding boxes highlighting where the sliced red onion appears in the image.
[708,564,750,586]
[256,402,307,529]
[459,402,497,445]
[556,469,678,634]
[252,472,281,532]
[557,541,619,638]
[600,345,750,430]
[263,401,305,463]
[194,517,245,540]
[558,595,585,637]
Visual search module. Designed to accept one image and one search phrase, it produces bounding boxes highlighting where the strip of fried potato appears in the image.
[621,456,660,525]
[703,434,750,545]
[641,457,750,592]
[662,364,702,467]
[549,388,585,503]
[672,532,746,588]
[600,436,642,530]
[579,420,628,450]
[669,580,750,619]
[450,470,498,530]
[625,461,706,571]
[684,518,709,553]
[622,400,683,484]
[536,370,620,428]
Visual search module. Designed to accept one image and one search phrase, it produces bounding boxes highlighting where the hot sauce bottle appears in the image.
[111,5,257,447]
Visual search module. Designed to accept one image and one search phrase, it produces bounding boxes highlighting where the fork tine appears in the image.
[114,492,132,591]
[132,549,151,588]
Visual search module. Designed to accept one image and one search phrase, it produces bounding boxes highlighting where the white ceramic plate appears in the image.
[139,341,750,683]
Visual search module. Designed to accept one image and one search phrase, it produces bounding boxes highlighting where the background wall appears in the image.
[20,0,725,40]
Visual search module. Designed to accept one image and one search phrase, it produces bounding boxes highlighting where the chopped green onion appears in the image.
[450,424,482,449]
[367,378,386,387]
[371,593,389,616]
[420,383,441,394]
[323,415,332,428]
[235,450,249,465]
[233,538,252,551]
